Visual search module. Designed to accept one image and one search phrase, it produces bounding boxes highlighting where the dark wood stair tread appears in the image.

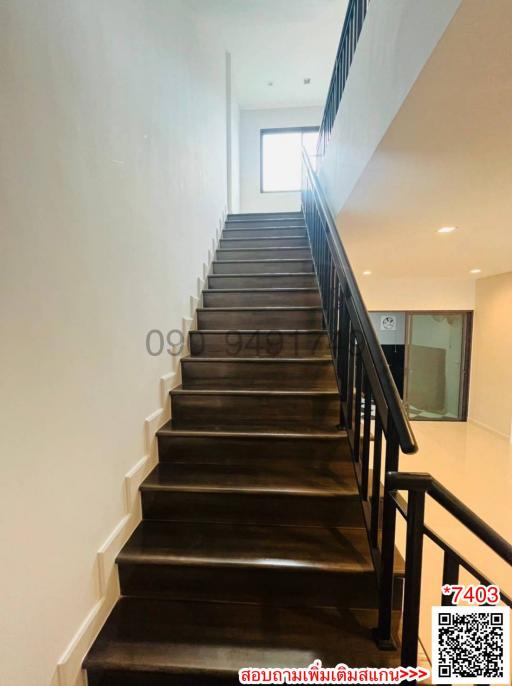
[202,287,319,293]
[220,235,309,240]
[118,520,372,572]
[157,418,345,439]
[84,598,401,675]
[189,328,325,332]
[182,356,332,363]
[208,272,315,277]
[196,306,322,311]
[141,461,356,497]
[171,386,338,397]
[212,259,313,264]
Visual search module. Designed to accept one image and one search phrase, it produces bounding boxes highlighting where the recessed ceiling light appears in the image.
[470,268,482,274]
[363,270,372,276]
[267,81,274,87]
[304,78,311,85]
[438,226,457,234]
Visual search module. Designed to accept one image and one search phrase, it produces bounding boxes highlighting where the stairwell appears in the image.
[84,211,404,685]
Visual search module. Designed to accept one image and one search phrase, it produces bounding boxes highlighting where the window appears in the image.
[260,127,319,193]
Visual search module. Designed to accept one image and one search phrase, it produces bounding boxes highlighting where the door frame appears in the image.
[403,310,473,421]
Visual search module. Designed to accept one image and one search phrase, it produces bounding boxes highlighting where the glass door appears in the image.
[404,313,471,421]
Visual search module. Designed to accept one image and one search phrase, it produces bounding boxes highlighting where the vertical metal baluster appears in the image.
[346,325,355,430]
[348,5,353,68]
[331,274,340,362]
[353,345,363,462]
[376,420,400,649]
[370,413,383,549]
[339,293,350,402]
[361,371,372,499]
[327,258,334,337]
[337,56,342,108]
[330,262,336,346]
[401,489,426,672]
[439,551,459,686]
[323,226,329,307]
[442,551,459,606]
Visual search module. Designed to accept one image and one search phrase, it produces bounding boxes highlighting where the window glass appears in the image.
[261,128,319,192]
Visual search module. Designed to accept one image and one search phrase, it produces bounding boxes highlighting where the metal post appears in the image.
[375,421,400,649]
[401,490,426,670]
[442,551,459,606]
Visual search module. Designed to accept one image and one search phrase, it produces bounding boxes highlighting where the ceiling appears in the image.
[336,0,512,281]
[188,0,348,109]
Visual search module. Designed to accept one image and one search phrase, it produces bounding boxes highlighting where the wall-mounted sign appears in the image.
[380,314,397,331]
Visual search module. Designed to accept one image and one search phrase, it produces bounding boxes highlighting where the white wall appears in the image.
[469,272,512,439]
[360,277,475,312]
[230,98,241,213]
[0,1,227,685]
[320,0,461,217]
[239,106,322,213]
[225,52,240,214]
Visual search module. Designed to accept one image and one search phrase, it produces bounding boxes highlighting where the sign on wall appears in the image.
[380,314,397,331]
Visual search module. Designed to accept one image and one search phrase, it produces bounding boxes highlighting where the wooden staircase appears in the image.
[84,212,402,685]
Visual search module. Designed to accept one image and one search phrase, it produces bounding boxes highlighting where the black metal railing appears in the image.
[301,148,418,645]
[317,0,371,157]
[388,472,512,670]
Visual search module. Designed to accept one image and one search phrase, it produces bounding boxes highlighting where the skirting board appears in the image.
[56,210,225,686]
[468,417,511,442]
[55,394,171,686]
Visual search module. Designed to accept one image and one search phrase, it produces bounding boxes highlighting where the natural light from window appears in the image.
[261,128,319,193]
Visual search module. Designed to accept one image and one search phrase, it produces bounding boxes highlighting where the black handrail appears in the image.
[318,0,371,156]
[301,148,418,651]
[387,471,512,672]
[388,472,512,564]
[302,150,417,454]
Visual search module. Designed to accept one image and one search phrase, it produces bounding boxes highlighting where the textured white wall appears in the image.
[239,106,322,213]
[0,1,227,684]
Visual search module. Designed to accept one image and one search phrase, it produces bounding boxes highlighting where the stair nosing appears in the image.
[212,259,313,264]
[197,306,322,311]
[116,552,369,574]
[217,247,309,253]
[181,355,332,364]
[171,386,338,397]
[203,288,318,294]
[140,483,353,497]
[116,523,370,574]
[221,231,307,236]
[156,423,346,440]
[208,272,315,277]
[220,235,308,240]
[189,328,327,333]
[225,222,306,227]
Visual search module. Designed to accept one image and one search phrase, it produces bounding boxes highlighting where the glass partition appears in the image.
[405,313,469,421]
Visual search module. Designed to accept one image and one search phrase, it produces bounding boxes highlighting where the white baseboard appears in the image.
[56,211,224,686]
[468,417,511,441]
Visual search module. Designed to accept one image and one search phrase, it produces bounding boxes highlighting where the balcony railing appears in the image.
[317,0,371,157]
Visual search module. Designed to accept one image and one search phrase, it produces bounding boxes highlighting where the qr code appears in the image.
[432,606,510,684]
